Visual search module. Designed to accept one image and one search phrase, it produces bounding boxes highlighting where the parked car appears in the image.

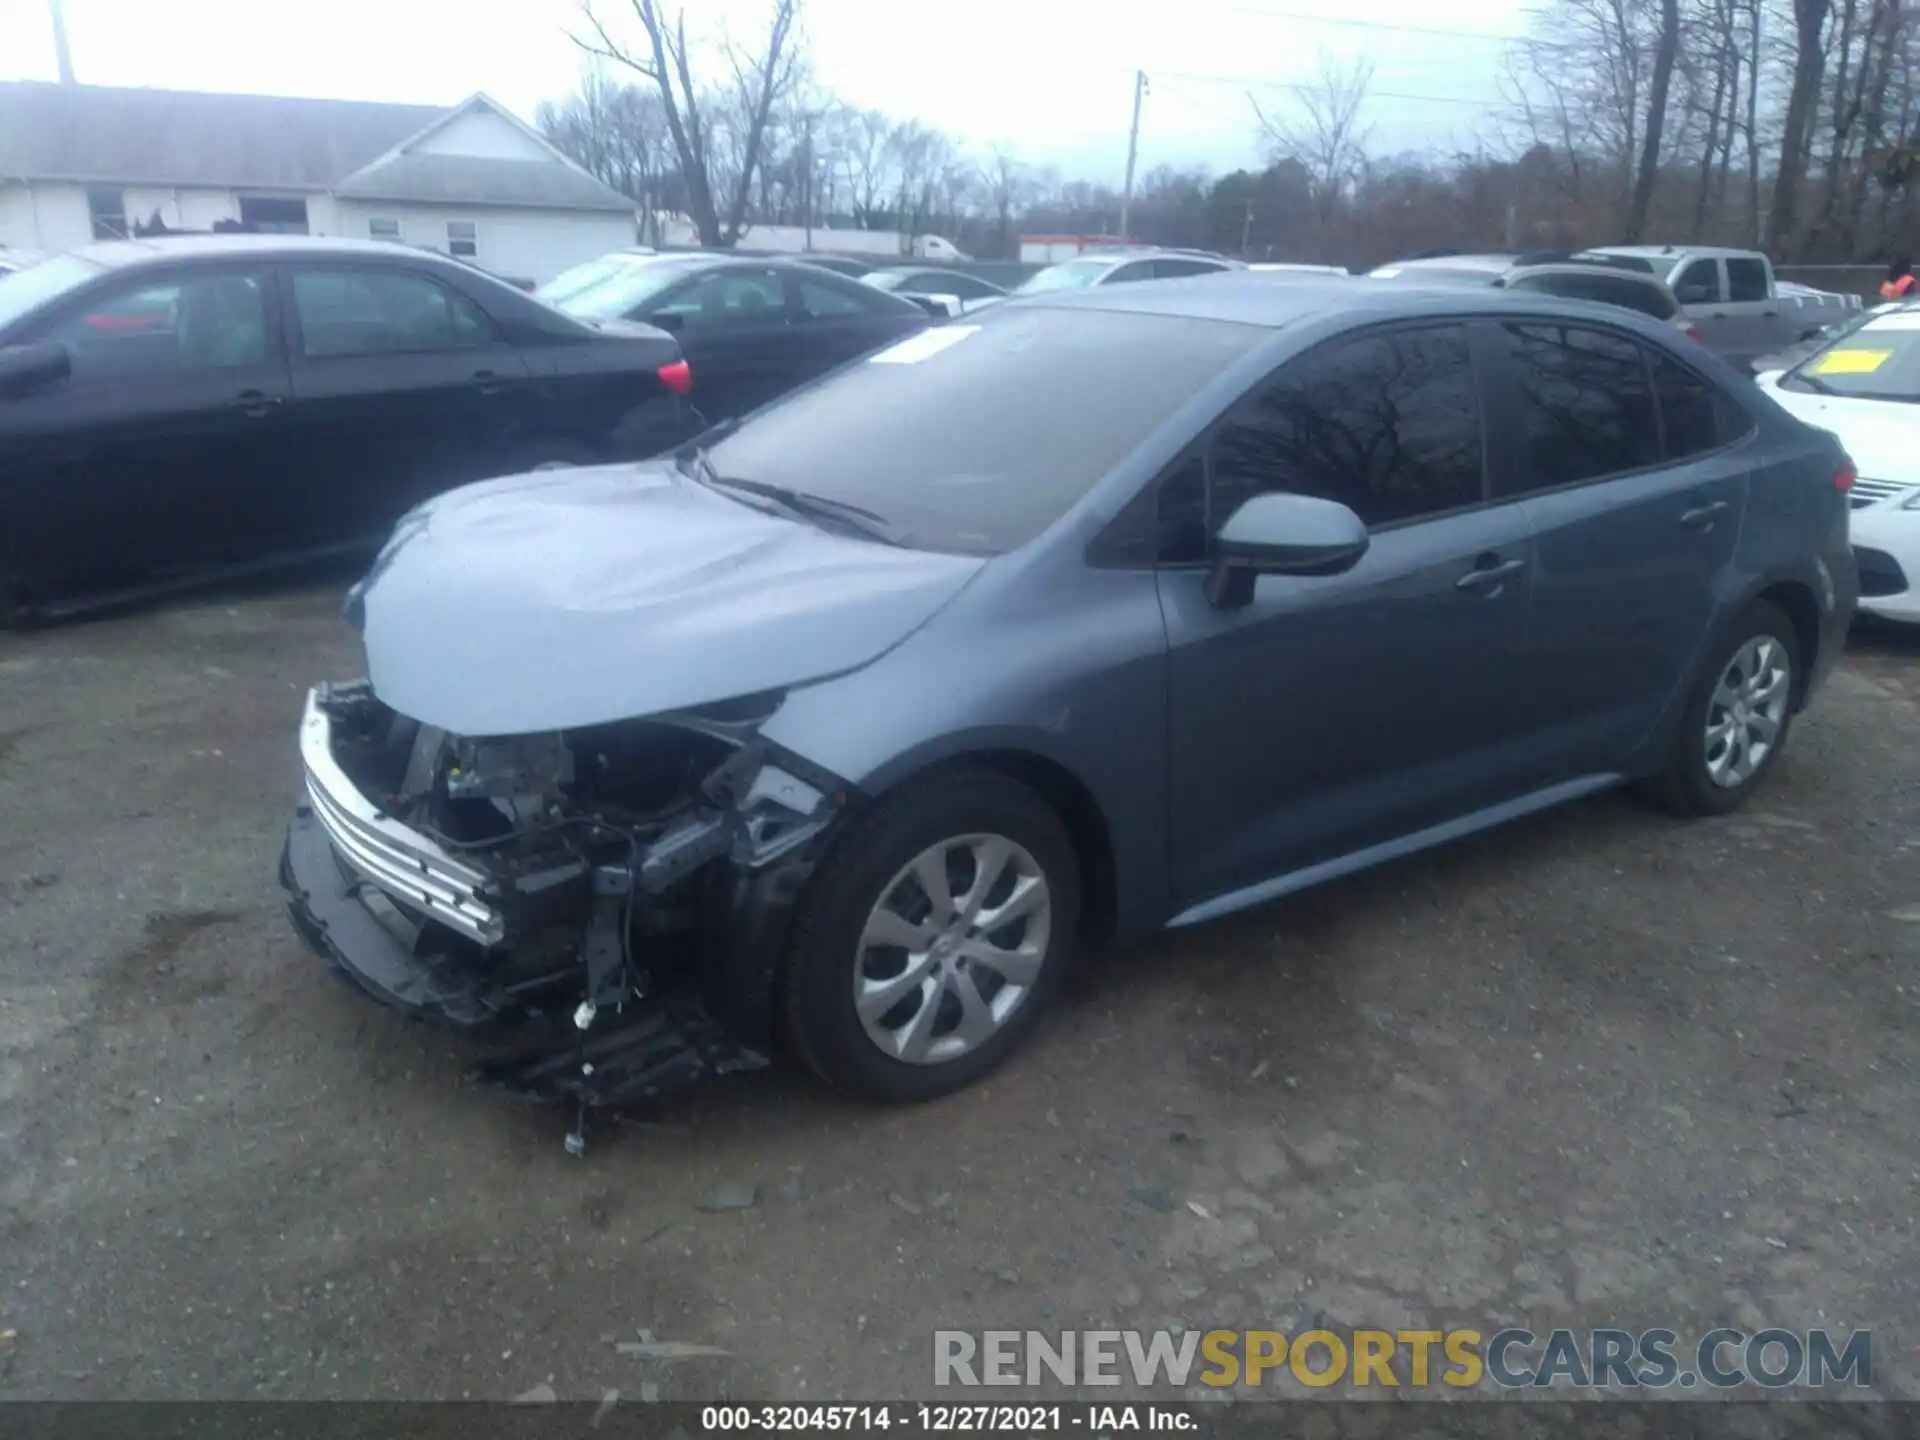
[1750,301,1901,376]
[1369,253,1703,341]
[282,276,1854,1135]
[861,265,1008,316]
[1583,244,1859,369]
[0,235,693,620]
[788,255,876,279]
[1249,262,1349,275]
[536,247,663,307]
[1755,303,1920,622]
[545,252,930,427]
[1010,247,1245,296]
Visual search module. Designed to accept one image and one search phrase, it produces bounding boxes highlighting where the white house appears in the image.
[0,82,638,285]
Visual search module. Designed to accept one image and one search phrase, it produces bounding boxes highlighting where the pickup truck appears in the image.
[1582,245,1860,370]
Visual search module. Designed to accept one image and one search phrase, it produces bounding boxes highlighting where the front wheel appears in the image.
[781,768,1080,1102]
[1644,600,1801,816]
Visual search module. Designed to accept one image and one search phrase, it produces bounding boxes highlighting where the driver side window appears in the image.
[649,271,787,332]
[1159,324,1486,563]
[1672,257,1723,303]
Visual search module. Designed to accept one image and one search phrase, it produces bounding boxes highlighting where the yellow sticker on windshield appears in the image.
[1813,348,1893,374]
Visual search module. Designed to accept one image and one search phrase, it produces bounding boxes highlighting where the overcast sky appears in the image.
[0,0,1531,182]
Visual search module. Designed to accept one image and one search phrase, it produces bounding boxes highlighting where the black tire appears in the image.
[781,767,1080,1103]
[1643,599,1802,817]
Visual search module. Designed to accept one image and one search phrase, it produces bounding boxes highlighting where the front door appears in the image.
[786,269,927,371]
[1483,318,1750,771]
[1160,320,1540,909]
[640,266,803,426]
[279,264,534,548]
[1670,255,1734,354]
[0,264,292,601]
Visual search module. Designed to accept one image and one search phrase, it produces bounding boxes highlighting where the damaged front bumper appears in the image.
[280,681,847,1127]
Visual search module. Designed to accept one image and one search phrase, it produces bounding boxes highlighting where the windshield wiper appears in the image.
[702,472,907,545]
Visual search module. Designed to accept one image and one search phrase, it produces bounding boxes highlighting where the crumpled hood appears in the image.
[1764,382,1920,484]
[359,464,986,735]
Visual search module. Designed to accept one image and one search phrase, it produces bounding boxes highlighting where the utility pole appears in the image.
[49,0,75,84]
[1118,70,1147,240]
[1241,200,1255,255]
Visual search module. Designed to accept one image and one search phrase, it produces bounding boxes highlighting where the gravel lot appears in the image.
[0,579,1916,1404]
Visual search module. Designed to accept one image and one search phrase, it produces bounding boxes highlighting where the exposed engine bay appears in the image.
[281,679,847,1153]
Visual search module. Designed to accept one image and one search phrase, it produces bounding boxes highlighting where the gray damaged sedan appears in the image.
[282,277,1857,1141]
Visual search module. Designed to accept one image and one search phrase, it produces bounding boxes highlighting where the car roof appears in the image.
[72,233,481,269]
[1384,254,1514,273]
[1015,271,1688,332]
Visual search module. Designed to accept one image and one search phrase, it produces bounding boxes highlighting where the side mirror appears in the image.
[1204,492,1369,609]
[0,341,70,400]
[1675,284,1713,305]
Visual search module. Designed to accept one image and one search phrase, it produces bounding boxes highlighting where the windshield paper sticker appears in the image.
[870,326,980,364]
[1813,348,1892,375]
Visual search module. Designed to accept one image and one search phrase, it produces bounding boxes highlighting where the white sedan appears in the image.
[1758,304,1920,621]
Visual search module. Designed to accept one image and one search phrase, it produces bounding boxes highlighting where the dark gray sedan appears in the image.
[282,275,1857,1135]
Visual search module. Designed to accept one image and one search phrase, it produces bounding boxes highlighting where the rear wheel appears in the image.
[781,768,1079,1102]
[1644,600,1800,816]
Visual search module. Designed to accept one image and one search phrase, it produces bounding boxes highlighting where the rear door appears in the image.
[0,263,292,598]
[1160,320,1542,905]
[279,263,533,546]
[1485,318,1750,773]
[787,269,927,370]
[1721,254,1785,368]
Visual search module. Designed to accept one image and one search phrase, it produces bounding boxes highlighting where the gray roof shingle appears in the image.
[334,153,636,212]
[0,81,442,189]
[0,82,636,213]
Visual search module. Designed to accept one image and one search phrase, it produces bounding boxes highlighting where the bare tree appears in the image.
[573,0,803,247]
[1624,0,1682,239]
[1250,53,1375,229]
[983,148,1029,258]
[1768,0,1834,251]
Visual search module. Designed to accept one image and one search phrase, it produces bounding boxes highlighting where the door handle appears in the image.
[471,369,501,394]
[1455,556,1526,594]
[1681,499,1730,529]
[228,389,282,418]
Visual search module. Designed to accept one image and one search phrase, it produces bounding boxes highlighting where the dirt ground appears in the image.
[0,578,1915,1405]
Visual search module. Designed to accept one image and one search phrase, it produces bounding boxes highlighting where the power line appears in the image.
[1152,67,1507,109]
[1224,5,1524,43]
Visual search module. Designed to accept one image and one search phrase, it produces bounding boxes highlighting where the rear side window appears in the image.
[1726,257,1770,303]
[1500,322,1661,494]
[1154,258,1227,278]
[1209,323,1485,530]
[1650,350,1723,459]
[293,269,493,358]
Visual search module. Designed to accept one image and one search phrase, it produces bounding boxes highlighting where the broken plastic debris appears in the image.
[614,1340,732,1360]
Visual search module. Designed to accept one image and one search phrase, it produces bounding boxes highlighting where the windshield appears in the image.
[698,307,1265,554]
[0,252,105,334]
[536,257,646,306]
[1784,312,1920,401]
[549,261,692,319]
[1012,258,1118,295]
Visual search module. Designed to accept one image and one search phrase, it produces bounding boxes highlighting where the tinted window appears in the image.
[701,308,1265,554]
[1726,257,1770,302]
[794,275,881,319]
[1210,324,1484,530]
[1510,271,1676,319]
[1672,257,1723,303]
[293,269,492,358]
[945,274,999,299]
[1651,350,1722,458]
[650,270,785,330]
[1502,322,1660,493]
[1104,261,1155,285]
[1154,258,1227,278]
[40,272,269,378]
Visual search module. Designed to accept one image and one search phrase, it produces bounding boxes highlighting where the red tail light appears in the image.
[1834,458,1856,493]
[657,358,692,396]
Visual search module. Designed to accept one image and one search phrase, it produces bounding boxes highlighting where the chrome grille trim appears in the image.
[298,688,503,946]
